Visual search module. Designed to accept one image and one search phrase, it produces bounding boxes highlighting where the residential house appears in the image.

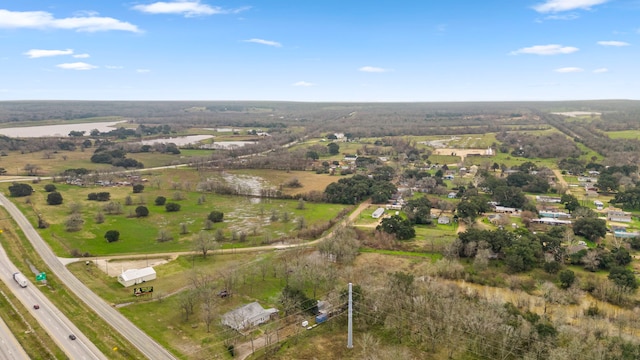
[438,216,451,225]
[372,207,385,219]
[607,210,632,223]
[221,302,279,331]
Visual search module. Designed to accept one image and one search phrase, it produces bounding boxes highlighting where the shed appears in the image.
[117,267,156,287]
[438,216,451,225]
[221,302,279,331]
[372,207,385,219]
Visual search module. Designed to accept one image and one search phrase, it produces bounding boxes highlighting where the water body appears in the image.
[140,135,214,147]
[0,121,126,138]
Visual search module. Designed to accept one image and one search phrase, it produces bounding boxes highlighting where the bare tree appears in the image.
[193,231,217,259]
[178,289,197,321]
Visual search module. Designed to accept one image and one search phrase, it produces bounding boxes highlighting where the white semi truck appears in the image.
[13,272,28,288]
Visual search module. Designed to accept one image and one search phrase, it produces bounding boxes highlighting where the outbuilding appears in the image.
[221,302,279,331]
[117,267,156,287]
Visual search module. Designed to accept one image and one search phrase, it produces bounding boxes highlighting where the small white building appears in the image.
[221,302,279,331]
[372,207,385,219]
[118,267,156,287]
[594,200,604,210]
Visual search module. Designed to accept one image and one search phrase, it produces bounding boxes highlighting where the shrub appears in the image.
[165,202,181,212]
[46,192,63,205]
[44,184,57,192]
[155,196,166,206]
[208,210,224,223]
[132,184,145,193]
[105,230,120,243]
[135,206,149,217]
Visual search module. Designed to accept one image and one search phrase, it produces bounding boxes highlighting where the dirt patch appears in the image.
[93,257,175,277]
[433,148,492,162]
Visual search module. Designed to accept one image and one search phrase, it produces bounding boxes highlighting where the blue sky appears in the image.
[1,0,638,101]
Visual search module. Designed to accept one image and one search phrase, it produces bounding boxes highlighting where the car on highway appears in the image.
[69,334,76,340]
[33,304,40,310]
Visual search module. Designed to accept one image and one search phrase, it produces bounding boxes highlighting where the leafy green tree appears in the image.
[492,186,526,208]
[596,173,618,192]
[611,187,640,210]
[504,232,542,273]
[327,142,340,155]
[561,194,580,213]
[105,230,120,243]
[573,217,607,242]
[608,266,637,291]
[44,184,57,192]
[403,196,432,225]
[46,191,63,205]
[155,196,166,206]
[558,269,575,289]
[306,150,319,160]
[612,247,632,266]
[132,184,145,193]
[376,215,415,240]
[135,206,149,217]
[207,210,224,223]
[8,183,33,197]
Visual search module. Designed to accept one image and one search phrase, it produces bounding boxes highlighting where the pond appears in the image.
[140,135,214,147]
[0,121,126,138]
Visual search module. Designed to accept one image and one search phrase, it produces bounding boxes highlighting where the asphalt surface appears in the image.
[0,193,177,360]
[0,235,105,359]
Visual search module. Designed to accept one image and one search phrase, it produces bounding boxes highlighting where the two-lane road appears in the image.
[0,193,177,360]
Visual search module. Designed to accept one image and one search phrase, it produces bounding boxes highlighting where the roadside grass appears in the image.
[4,172,349,257]
[0,210,145,359]
[360,248,442,261]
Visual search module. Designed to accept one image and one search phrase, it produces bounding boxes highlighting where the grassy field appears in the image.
[606,130,640,140]
[3,168,349,257]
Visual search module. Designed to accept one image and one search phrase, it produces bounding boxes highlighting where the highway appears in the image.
[0,239,105,359]
[0,193,177,360]
[0,314,28,360]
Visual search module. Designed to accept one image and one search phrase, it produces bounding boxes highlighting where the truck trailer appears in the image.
[13,272,27,288]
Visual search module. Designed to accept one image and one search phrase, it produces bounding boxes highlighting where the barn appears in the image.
[118,267,156,287]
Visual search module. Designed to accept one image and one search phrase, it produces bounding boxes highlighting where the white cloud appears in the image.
[73,53,90,58]
[24,48,73,58]
[593,67,609,73]
[554,67,584,73]
[358,66,390,73]
[0,9,140,32]
[136,69,151,73]
[510,44,579,55]
[243,38,282,47]
[292,81,314,87]
[133,1,249,17]
[597,40,630,47]
[56,62,98,70]
[533,0,610,13]
[543,13,579,20]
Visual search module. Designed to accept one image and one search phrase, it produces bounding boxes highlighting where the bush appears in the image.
[46,191,63,205]
[207,210,224,223]
[135,206,149,217]
[559,269,575,289]
[105,230,120,243]
[155,196,166,206]
[165,202,181,212]
[132,184,145,193]
[44,184,56,192]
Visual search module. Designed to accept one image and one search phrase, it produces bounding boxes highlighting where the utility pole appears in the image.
[347,282,353,349]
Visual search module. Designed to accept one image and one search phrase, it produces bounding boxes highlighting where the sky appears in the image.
[1,0,639,102]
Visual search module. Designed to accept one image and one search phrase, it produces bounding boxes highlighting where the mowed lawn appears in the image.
[4,168,349,257]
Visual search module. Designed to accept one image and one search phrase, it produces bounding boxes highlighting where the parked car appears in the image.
[69,334,76,340]
[33,304,40,310]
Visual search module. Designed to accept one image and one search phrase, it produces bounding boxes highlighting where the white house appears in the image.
[118,267,156,287]
[221,302,279,331]
[594,200,604,210]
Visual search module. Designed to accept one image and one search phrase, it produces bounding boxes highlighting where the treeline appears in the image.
[496,131,581,158]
